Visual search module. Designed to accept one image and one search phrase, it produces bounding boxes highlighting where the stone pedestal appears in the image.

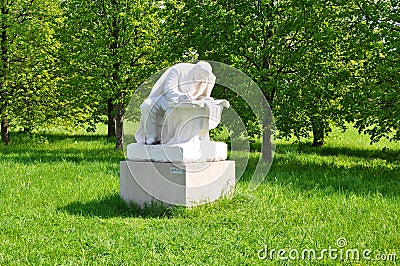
[127,140,227,163]
[120,160,235,207]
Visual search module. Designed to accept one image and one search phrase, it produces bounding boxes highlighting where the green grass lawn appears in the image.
[0,125,399,265]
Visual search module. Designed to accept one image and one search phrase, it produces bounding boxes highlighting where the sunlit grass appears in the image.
[0,124,399,265]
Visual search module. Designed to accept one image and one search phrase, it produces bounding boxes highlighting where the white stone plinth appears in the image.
[120,160,235,207]
[126,140,227,163]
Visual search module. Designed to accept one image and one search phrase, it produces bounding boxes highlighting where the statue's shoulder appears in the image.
[172,63,195,72]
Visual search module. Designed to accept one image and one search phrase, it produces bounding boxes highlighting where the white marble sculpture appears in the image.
[129,61,230,163]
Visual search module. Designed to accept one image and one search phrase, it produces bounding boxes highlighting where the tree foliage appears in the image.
[59,0,166,148]
[343,0,400,142]
[0,0,398,149]
[164,0,356,157]
[164,0,399,152]
[0,0,62,144]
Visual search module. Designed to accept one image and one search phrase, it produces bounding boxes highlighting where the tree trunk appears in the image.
[262,125,273,162]
[1,7,9,145]
[109,2,122,149]
[115,101,124,150]
[262,106,273,162]
[261,79,275,162]
[107,99,115,137]
[1,118,10,145]
[311,118,325,147]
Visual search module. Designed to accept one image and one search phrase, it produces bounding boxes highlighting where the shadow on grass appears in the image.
[5,131,400,199]
[60,193,183,219]
[1,147,124,164]
[10,131,116,143]
[235,141,400,198]
[276,142,400,163]
[1,133,124,164]
[253,148,400,198]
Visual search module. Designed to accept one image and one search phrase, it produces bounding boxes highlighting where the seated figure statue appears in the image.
[130,61,229,163]
[135,61,227,145]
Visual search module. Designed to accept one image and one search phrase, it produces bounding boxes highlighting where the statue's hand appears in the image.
[221,100,230,108]
[198,96,214,101]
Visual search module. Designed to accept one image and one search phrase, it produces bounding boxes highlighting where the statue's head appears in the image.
[193,61,212,82]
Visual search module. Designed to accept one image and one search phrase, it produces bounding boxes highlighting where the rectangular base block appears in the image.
[120,160,235,207]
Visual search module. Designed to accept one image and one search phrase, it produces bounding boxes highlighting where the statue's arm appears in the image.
[163,68,190,102]
[201,73,216,98]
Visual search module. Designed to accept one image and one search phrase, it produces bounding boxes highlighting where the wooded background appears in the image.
[1,0,398,158]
